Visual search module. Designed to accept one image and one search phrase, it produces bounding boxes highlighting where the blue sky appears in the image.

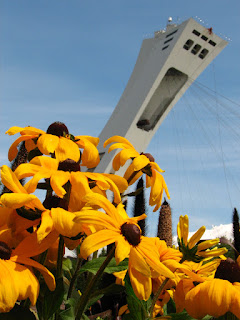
[1,1,240,236]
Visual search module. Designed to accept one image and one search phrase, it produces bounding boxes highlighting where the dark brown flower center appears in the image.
[47,122,69,137]
[141,152,155,163]
[0,241,12,260]
[58,159,80,172]
[214,258,240,283]
[43,196,68,210]
[121,222,141,246]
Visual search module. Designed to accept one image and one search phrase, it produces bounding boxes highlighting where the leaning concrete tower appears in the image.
[95,17,228,174]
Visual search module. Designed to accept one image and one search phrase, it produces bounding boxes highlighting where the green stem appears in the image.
[149,277,169,319]
[56,235,65,279]
[75,245,115,319]
[67,257,83,299]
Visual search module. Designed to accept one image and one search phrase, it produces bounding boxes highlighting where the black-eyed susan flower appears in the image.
[104,136,170,211]
[14,156,128,206]
[0,230,55,312]
[175,277,240,319]
[177,215,227,262]
[73,193,175,300]
[6,122,100,167]
[0,166,87,248]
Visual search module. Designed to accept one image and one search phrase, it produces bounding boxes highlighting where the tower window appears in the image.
[191,44,201,55]
[199,48,209,59]
[201,35,208,41]
[192,29,200,36]
[183,39,194,50]
[165,29,178,38]
[209,40,216,46]
[162,45,169,50]
[164,37,173,44]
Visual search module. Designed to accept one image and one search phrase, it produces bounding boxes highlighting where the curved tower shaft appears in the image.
[95,18,228,174]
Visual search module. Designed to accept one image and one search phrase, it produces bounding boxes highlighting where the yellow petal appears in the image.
[0,165,27,194]
[115,236,131,264]
[103,136,134,148]
[56,137,80,162]
[37,133,59,155]
[188,226,206,249]
[37,210,54,242]
[76,137,100,168]
[129,247,151,277]
[83,193,125,226]
[128,264,152,301]
[137,237,174,279]
[20,126,45,135]
[112,152,122,171]
[150,162,164,172]
[14,163,42,180]
[51,207,81,237]
[124,163,143,185]
[0,193,38,209]
[25,170,52,194]
[6,126,25,135]
[73,209,119,231]
[7,260,39,306]
[8,135,39,161]
[12,256,56,291]
[69,173,91,211]
[6,126,44,136]
[80,230,120,259]
[0,261,19,312]
[132,155,150,171]
[12,230,59,258]
[197,238,219,252]
[75,135,99,147]
[50,171,70,198]
[30,156,59,170]
[102,174,128,193]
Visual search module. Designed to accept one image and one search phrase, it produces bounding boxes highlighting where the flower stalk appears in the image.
[149,278,169,319]
[75,245,116,319]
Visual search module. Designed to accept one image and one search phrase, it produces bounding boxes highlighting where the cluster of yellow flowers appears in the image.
[0,122,240,319]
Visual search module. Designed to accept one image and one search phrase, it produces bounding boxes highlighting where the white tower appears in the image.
[95,18,228,174]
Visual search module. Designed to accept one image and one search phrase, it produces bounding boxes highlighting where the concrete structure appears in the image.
[95,18,228,174]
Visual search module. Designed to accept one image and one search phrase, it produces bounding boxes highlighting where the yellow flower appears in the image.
[177,215,227,262]
[0,166,85,247]
[175,278,240,319]
[74,193,175,300]
[14,156,128,206]
[6,123,100,167]
[0,230,55,312]
[104,136,170,211]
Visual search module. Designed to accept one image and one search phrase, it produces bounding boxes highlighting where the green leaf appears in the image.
[78,257,128,275]
[124,273,148,320]
[86,294,104,311]
[90,283,125,297]
[37,277,65,320]
[62,258,73,273]
[0,304,36,319]
[166,297,176,314]
[58,298,76,320]
[167,310,197,319]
